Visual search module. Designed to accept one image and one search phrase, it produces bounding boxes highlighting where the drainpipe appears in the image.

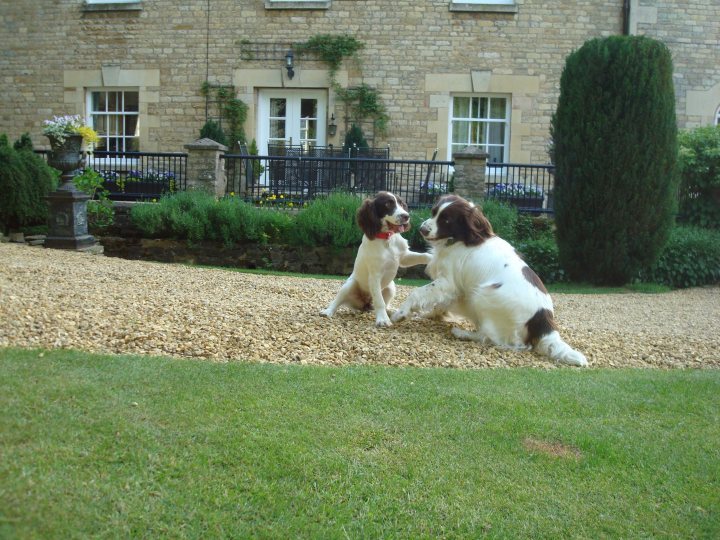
[622,0,631,35]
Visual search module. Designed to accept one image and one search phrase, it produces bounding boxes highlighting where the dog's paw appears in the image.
[390,308,409,323]
[375,316,392,328]
[319,308,334,318]
[451,327,473,340]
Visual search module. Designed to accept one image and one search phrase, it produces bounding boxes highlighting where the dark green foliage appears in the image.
[0,134,58,233]
[199,119,228,147]
[481,199,519,242]
[551,36,679,285]
[516,237,568,284]
[291,192,362,249]
[637,226,720,288]
[343,124,369,154]
[73,168,115,231]
[13,133,34,152]
[677,125,720,229]
[130,191,292,246]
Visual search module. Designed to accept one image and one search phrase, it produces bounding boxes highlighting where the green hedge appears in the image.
[129,192,719,289]
[677,125,720,229]
[0,134,58,233]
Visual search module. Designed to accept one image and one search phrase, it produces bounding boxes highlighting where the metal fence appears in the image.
[484,163,555,213]
[223,153,453,208]
[35,149,188,201]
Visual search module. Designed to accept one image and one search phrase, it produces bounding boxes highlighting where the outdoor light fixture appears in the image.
[328,113,337,137]
[285,49,295,80]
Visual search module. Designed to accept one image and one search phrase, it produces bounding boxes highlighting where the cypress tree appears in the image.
[551,36,678,285]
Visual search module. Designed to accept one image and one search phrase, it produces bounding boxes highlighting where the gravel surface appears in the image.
[1,242,718,369]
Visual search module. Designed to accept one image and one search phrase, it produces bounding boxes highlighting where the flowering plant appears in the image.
[487,182,544,198]
[42,115,99,146]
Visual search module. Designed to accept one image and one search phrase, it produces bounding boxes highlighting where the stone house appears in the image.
[1,0,718,164]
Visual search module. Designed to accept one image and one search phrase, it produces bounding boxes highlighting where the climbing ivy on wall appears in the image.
[200,82,248,147]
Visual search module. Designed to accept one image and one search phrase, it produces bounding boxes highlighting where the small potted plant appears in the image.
[487,182,544,209]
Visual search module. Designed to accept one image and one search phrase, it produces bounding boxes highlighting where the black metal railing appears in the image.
[90,151,188,201]
[485,163,555,213]
[223,154,453,208]
[35,150,188,201]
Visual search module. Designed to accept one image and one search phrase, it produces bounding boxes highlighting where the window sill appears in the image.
[264,1,331,9]
[82,1,143,12]
[449,2,518,14]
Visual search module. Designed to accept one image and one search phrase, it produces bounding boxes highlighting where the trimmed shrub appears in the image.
[516,237,567,284]
[199,119,228,147]
[291,192,362,249]
[551,36,678,285]
[481,199,519,242]
[677,125,720,229]
[0,134,58,233]
[638,226,720,288]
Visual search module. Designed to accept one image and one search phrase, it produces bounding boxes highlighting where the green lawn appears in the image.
[1,348,718,538]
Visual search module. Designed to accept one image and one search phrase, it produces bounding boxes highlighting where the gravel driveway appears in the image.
[1,242,718,369]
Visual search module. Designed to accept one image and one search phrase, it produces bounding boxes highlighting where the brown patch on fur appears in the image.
[524,308,557,347]
[522,265,548,294]
[432,195,494,246]
[523,437,582,460]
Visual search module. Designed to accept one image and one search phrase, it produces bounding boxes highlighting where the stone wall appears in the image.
[1,1,717,162]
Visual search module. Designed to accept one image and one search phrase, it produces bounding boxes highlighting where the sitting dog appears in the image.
[320,191,432,327]
[391,194,587,366]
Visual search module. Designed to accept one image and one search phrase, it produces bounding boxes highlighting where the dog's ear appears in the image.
[357,197,382,238]
[457,204,494,246]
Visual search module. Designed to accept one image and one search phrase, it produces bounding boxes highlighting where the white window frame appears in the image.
[265,0,331,9]
[449,0,518,13]
[86,88,141,169]
[449,94,511,165]
[715,104,720,126]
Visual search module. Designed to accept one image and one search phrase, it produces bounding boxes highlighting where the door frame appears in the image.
[257,89,328,155]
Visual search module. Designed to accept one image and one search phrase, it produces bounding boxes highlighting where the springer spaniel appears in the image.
[391,194,588,366]
[321,191,432,327]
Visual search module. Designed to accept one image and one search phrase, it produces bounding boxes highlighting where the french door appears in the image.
[257,89,327,155]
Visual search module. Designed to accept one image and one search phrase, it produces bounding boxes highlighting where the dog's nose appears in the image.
[420,222,431,237]
[398,212,409,223]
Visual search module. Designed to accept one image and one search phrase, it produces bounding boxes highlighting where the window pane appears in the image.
[92,92,106,112]
[488,121,505,145]
[270,119,285,138]
[453,97,470,118]
[478,98,488,119]
[126,137,140,152]
[93,115,107,135]
[124,115,139,136]
[300,99,317,118]
[301,119,317,140]
[490,98,506,119]
[471,122,485,145]
[108,115,121,136]
[270,98,286,117]
[452,120,470,145]
[488,145,504,163]
[108,92,120,112]
[124,92,139,112]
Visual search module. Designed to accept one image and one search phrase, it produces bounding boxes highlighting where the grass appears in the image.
[1,347,718,538]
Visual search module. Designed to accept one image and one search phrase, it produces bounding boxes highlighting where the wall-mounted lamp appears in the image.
[328,113,337,137]
[285,49,295,80]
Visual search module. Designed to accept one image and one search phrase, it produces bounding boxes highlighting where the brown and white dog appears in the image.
[321,191,432,327]
[391,194,587,366]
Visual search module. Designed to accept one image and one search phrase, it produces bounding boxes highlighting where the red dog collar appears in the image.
[375,232,394,240]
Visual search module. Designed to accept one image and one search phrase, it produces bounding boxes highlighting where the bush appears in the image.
[199,119,228,146]
[551,36,679,285]
[481,199,519,242]
[638,226,720,288]
[677,125,720,229]
[291,192,362,249]
[516,237,567,284]
[0,134,58,233]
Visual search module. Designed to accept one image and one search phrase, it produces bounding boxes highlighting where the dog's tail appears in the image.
[535,331,588,367]
[526,308,587,367]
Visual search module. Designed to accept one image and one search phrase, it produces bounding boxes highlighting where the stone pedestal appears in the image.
[45,184,96,250]
[183,138,229,197]
[452,147,489,203]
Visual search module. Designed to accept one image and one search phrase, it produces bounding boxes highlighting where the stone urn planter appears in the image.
[44,134,96,250]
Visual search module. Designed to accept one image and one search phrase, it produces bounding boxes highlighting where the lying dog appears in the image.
[321,191,432,327]
[391,194,587,366]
